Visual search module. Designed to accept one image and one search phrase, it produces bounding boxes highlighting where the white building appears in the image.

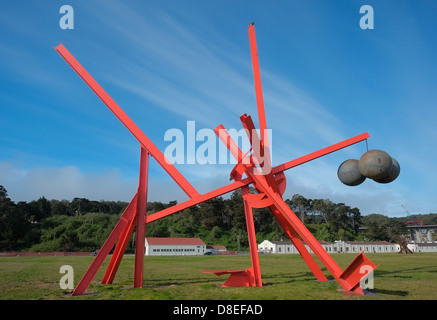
[325,240,398,253]
[258,240,315,254]
[258,240,399,254]
[407,242,437,253]
[145,237,206,256]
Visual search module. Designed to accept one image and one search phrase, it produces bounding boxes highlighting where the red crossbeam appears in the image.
[55,44,199,199]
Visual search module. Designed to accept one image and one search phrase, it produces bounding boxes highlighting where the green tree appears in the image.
[59,230,79,251]
[50,199,73,216]
[312,199,335,225]
[223,190,245,230]
[288,194,311,223]
[366,221,389,241]
[198,198,224,230]
[0,186,31,250]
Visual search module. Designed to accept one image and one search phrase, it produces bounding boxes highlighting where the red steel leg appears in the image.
[72,194,138,296]
[134,147,149,288]
[268,205,327,281]
[254,177,362,291]
[241,186,262,287]
[102,215,136,284]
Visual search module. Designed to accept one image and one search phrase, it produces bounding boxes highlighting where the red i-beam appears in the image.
[55,23,376,296]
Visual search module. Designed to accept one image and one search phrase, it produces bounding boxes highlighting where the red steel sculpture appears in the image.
[55,23,377,296]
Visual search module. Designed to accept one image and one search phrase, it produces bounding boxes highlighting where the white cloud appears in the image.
[0,161,137,202]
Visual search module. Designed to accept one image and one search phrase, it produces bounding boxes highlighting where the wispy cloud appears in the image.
[85,1,351,160]
[0,161,137,202]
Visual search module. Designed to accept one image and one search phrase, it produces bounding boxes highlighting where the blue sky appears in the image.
[0,0,436,217]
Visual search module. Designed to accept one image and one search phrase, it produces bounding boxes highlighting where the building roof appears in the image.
[268,240,330,245]
[264,240,396,245]
[344,241,395,245]
[269,240,292,245]
[146,237,206,246]
[414,242,437,247]
[207,245,227,250]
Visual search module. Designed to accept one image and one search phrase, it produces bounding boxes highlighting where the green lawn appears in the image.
[0,252,436,300]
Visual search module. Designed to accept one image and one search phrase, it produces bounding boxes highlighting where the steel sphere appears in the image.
[373,157,400,183]
[358,149,392,180]
[337,159,366,186]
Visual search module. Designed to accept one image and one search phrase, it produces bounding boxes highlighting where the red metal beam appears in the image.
[72,194,138,296]
[55,44,199,199]
[101,213,136,284]
[241,187,262,287]
[134,147,149,288]
[273,132,370,173]
[268,205,328,281]
[248,24,269,158]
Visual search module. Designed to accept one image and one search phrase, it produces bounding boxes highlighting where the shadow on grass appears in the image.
[260,271,320,286]
[370,288,409,297]
[142,276,219,287]
[376,265,436,278]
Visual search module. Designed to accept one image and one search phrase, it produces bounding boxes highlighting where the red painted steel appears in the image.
[134,147,149,288]
[274,132,370,173]
[241,187,262,287]
[202,186,263,288]
[202,269,256,287]
[55,44,199,199]
[101,214,136,284]
[340,252,379,294]
[268,205,328,282]
[248,24,269,163]
[72,194,138,296]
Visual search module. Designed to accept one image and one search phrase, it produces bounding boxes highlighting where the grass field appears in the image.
[0,253,436,300]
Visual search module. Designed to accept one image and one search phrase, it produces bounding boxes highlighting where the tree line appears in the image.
[1,185,436,252]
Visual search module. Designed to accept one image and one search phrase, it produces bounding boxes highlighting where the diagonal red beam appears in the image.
[273,132,370,173]
[146,132,369,223]
[101,214,136,284]
[55,44,199,199]
[72,194,138,296]
[268,205,328,281]
[248,24,269,157]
